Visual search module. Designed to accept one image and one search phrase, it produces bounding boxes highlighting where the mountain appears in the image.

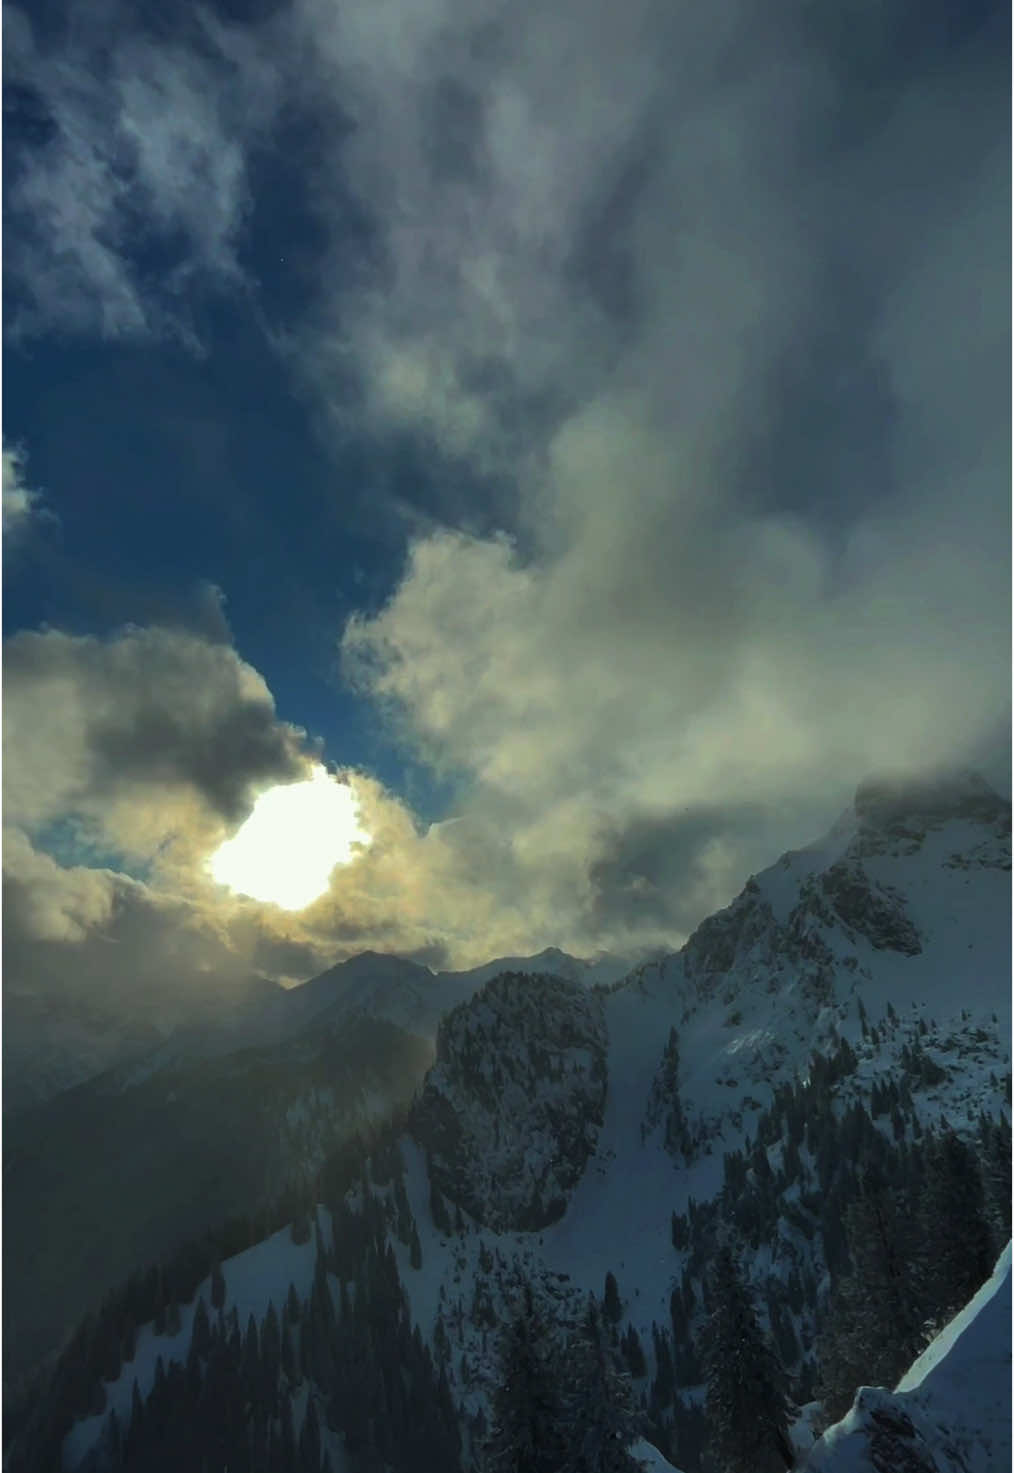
[2,970,283,1115]
[804,1242,1012,1472]
[107,944,638,1079]
[7,771,1010,1473]
[2,944,633,1388]
[2,1012,434,1389]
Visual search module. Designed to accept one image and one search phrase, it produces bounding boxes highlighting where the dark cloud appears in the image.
[587,805,767,935]
[3,627,309,852]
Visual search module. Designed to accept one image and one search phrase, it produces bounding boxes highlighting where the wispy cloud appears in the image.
[3,5,281,343]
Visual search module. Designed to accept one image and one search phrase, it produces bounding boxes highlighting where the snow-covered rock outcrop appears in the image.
[411,970,609,1230]
[634,770,1011,1145]
[804,1242,1012,1473]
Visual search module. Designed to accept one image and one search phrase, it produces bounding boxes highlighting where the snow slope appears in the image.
[804,1243,1012,1472]
[63,1220,326,1471]
[51,771,1011,1473]
[630,1439,685,1471]
[388,772,1010,1463]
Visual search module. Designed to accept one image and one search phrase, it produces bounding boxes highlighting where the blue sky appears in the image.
[3,0,1009,998]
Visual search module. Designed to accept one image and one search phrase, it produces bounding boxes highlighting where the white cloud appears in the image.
[322,0,1009,950]
[2,441,47,544]
[2,826,117,944]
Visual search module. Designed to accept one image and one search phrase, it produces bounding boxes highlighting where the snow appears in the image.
[390,787,1010,1445]
[63,1220,323,1470]
[390,1135,455,1340]
[895,1241,1011,1394]
[118,947,640,1082]
[629,1437,686,1471]
[804,1243,1012,1473]
[58,779,1011,1472]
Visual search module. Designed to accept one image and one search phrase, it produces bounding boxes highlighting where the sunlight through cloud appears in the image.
[207,766,371,909]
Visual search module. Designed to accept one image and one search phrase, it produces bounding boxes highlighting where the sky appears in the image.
[2,0,1010,1007]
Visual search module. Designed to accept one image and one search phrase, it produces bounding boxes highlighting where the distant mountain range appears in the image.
[6,771,1011,1473]
[3,941,635,1386]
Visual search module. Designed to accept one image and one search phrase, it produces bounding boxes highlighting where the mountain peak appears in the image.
[854,769,1008,831]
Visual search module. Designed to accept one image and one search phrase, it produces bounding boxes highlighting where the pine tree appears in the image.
[393,1175,413,1243]
[920,1129,994,1324]
[299,1395,322,1471]
[649,1323,675,1412]
[243,1313,261,1396]
[211,1259,226,1313]
[483,1285,566,1473]
[125,1378,146,1467]
[817,1158,922,1418]
[704,1247,793,1473]
[192,1295,212,1356]
[980,1114,1012,1249]
[430,1176,452,1235]
[287,1282,302,1324]
[621,1324,647,1380]
[562,1299,642,1472]
[262,1300,282,1418]
[103,1407,122,1466]
[603,1271,623,1325]
[279,1390,297,1473]
[410,1221,423,1270]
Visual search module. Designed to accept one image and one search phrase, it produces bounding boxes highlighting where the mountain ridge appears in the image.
[8,770,1010,1473]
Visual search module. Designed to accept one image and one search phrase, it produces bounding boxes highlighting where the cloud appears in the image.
[3,626,310,863]
[3,4,282,343]
[2,826,117,945]
[323,0,1009,951]
[0,827,298,1025]
[2,2,1008,978]
[2,441,49,545]
[1,627,334,1010]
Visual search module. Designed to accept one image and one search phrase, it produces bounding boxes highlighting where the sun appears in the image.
[207,766,371,910]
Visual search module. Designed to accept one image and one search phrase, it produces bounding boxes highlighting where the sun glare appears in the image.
[208,766,371,910]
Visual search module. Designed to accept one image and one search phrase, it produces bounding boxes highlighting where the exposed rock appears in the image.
[867,1398,942,1473]
[855,771,1008,836]
[411,971,608,1232]
[818,858,922,956]
[682,892,779,994]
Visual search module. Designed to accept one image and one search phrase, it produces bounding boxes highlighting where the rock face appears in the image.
[679,775,1008,997]
[854,771,1009,847]
[411,971,608,1232]
[816,858,922,956]
[682,888,779,995]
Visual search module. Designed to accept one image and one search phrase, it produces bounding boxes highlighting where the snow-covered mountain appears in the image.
[8,771,1011,1473]
[2,970,283,1114]
[3,944,633,1388]
[805,1242,1012,1473]
[110,944,638,1085]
